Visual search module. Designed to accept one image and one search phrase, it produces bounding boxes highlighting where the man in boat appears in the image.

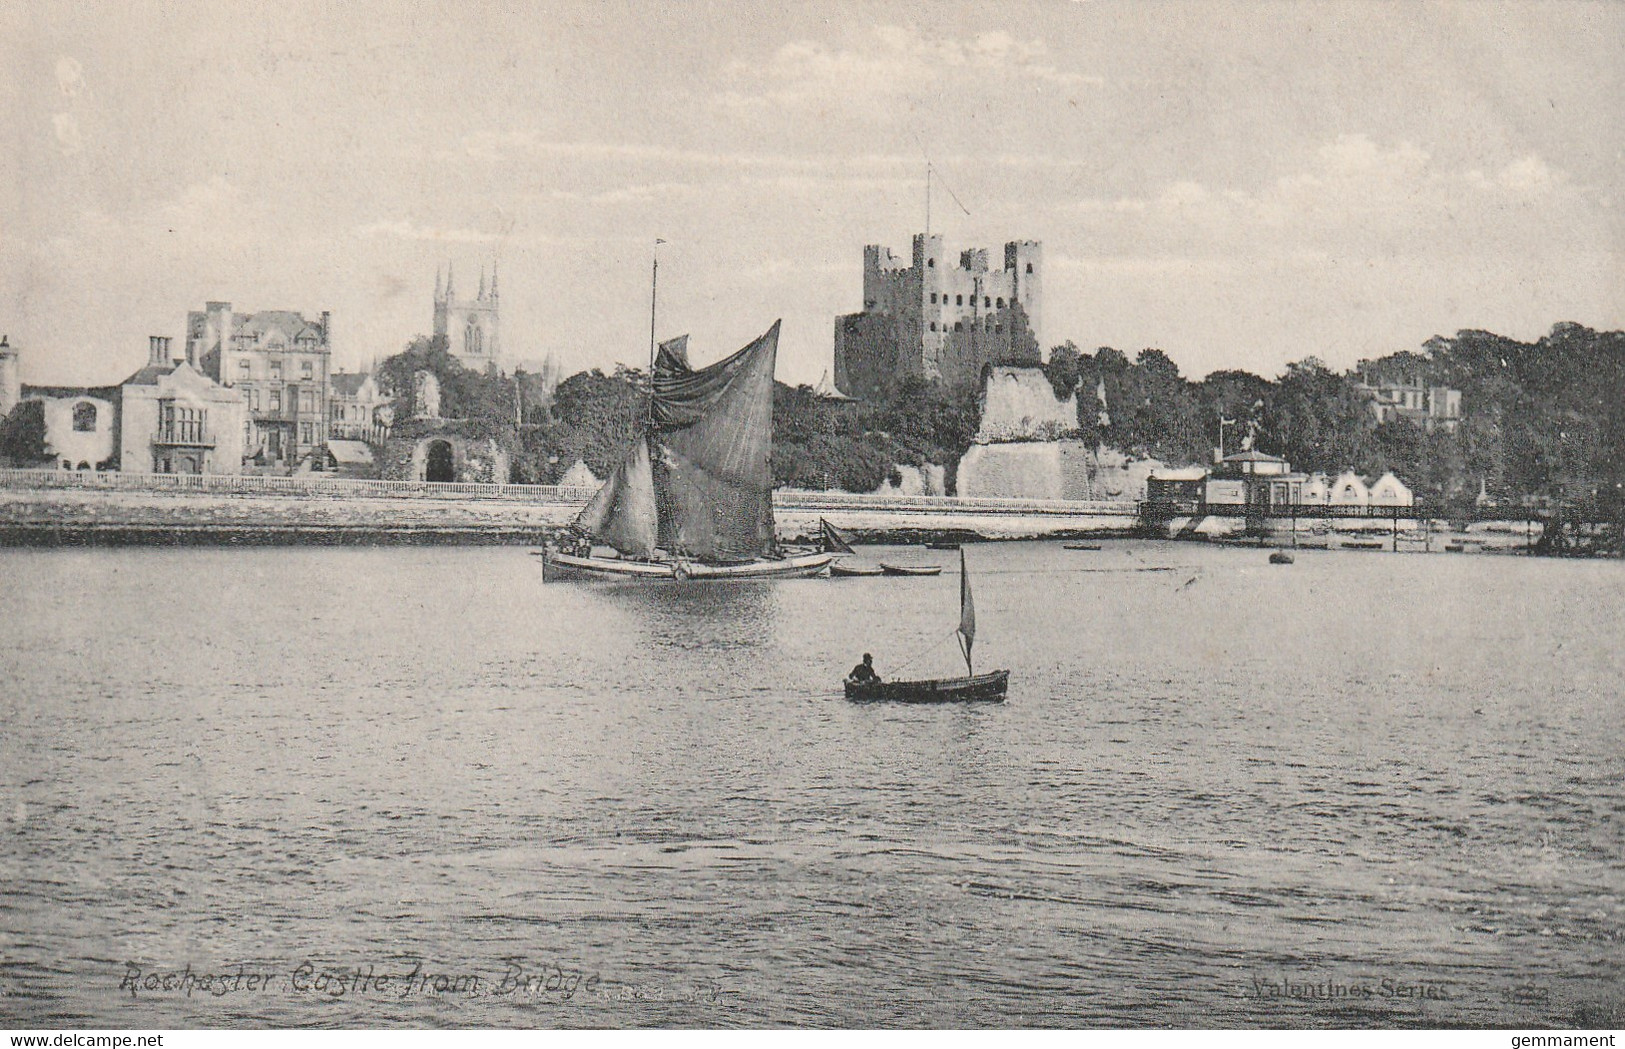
[847,653,880,685]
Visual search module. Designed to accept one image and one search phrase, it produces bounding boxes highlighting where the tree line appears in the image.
[5,323,1619,508]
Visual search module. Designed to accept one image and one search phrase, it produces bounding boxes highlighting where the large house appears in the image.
[188,301,333,467]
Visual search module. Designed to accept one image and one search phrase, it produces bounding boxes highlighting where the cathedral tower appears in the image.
[433,262,502,374]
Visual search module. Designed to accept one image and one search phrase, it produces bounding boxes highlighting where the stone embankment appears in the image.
[0,471,1138,546]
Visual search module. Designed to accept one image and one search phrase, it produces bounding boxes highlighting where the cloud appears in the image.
[714,24,1102,110]
[356,219,501,244]
[1066,135,1583,258]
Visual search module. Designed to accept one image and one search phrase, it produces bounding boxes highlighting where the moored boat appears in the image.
[829,561,884,578]
[879,563,943,576]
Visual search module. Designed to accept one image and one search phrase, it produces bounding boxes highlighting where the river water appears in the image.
[1,541,1621,1029]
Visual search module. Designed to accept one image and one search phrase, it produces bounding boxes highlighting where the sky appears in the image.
[2,0,1620,387]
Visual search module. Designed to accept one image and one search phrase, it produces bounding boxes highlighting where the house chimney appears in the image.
[321,311,331,347]
[149,336,167,365]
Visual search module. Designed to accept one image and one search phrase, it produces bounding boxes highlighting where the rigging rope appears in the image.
[888,627,961,677]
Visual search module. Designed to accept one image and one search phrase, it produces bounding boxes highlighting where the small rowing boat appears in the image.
[844,549,1008,703]
[879,563,942,576]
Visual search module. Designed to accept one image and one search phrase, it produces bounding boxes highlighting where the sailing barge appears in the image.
[538,322,833,582]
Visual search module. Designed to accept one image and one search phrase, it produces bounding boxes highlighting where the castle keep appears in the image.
[834,234,1042,399]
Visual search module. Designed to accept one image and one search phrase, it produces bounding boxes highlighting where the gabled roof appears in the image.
[1221,448,1287,463]
[121,362,181,387]
[330,372,374,397]
[233,310,326,346]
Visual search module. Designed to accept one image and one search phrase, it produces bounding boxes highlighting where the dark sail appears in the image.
[573,436,658,558]
[650,322,780,560]
[820,518,856,554]
[577,322,781,563]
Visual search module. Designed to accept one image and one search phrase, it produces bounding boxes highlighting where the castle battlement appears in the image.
[836,233,1043,399]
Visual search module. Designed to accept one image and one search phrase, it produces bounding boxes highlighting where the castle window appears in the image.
[929,293,937,304]
[954,322,963,332]
[927,259,935,268]
[955,295,963,306]
[929,322,937,332]
[995,324,1003,334]
[996,297,1005,308]
[984,297,991,307]
[72,402,98,431]
[986,316,995,331]
[1026,263,1033,274]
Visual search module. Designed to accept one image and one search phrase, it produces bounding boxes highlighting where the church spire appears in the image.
[490,260,499,300]
[434,265,443,302]
[478,265,487,301]
[445,262,456,301]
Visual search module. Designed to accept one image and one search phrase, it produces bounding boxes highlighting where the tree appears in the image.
[0,400,47,465]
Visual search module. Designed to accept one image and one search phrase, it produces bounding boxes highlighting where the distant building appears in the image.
[834,234,1042,399]
[1203,449,1306,509]
[121,337,246,475]
[1367,471,1414,507]
[1328,471,1371,507]
[18,382,121,471]
[1354,374,1461,433]
[188,301,333,468]
[0,335,19,418]
[434,263,501,374]
[17,335,243,474]
[328,371,389,444]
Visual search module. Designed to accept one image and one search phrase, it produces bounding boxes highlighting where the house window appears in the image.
[238,359,251,377]
[300,422,313,445]
[270,361,282,379]
[72,402,97,431]
[270,389,281,411]
[301,389,315,413]
[301,360,313,378]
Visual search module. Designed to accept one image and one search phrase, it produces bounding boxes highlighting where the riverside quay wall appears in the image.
[0,470,1138,545]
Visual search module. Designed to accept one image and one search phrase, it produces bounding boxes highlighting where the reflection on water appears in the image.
[0,541,1621,1029]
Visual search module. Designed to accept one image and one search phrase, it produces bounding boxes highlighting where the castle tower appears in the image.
[433,260,501,374]
[0,335,19,418]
